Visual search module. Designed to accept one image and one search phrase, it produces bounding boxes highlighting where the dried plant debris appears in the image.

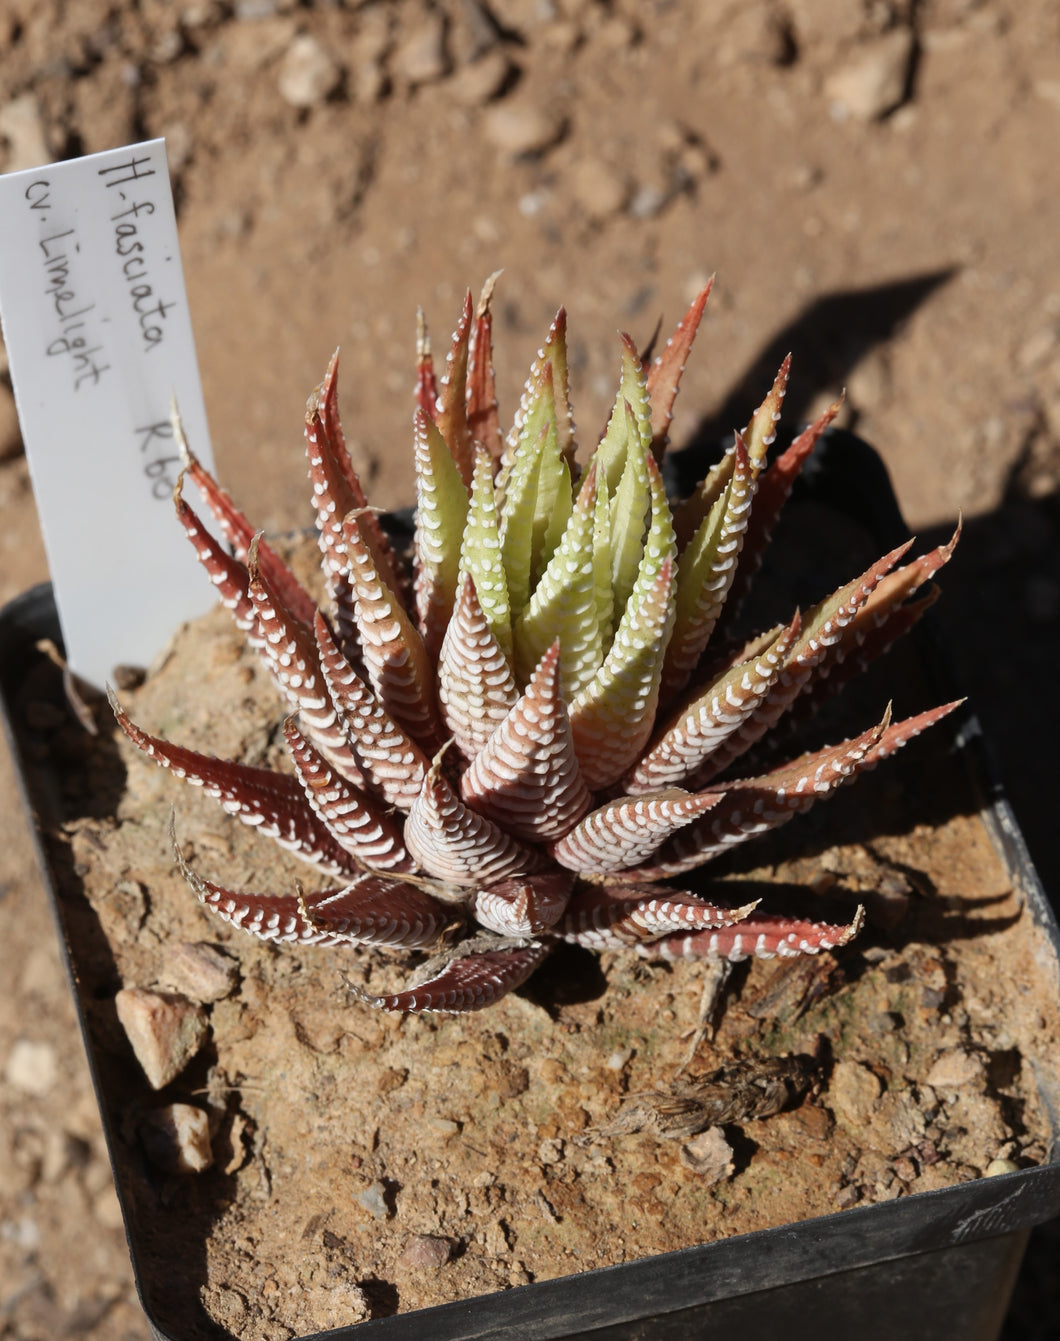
[595,1055,817,1141]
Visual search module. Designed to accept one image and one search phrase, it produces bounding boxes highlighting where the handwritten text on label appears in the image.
[0,138,219,684]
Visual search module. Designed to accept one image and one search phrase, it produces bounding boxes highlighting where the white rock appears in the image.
[115,987,208,1090]
[679,1126,734,1183]
[141,1103,214,1174]
[278,34,342,109]
[0,94,50,173]
[483,99,564,157]
[824,29,914,121]
[0,1216,41,1250]
[4,1038,58,1096]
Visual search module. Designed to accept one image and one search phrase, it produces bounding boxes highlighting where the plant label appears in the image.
[0,138,218,687]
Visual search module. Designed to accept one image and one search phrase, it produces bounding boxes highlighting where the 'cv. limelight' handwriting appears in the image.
[25,178,111,392]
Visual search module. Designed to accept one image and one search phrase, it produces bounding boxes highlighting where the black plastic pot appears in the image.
[3,434,1059,1341]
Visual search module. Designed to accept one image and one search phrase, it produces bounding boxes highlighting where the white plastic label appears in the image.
[0,139,218,687]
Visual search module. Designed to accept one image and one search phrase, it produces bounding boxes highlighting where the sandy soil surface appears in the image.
[2,1,1060,1337]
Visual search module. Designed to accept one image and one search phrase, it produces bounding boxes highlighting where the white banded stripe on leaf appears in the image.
[471,872,574,936]
[560,884,759,952]
[458,446,513,660]
[173,832,454,949]
[343,510,448,755]
[461,640,591,842]
[628,615,799,793]
[355,942,552,1014]
[690,539,916,786]
[434,291,475,487]
[661,432,759,702]
[405,758,542,886]
[438,574,519,763]
[173,485,263,647]
[283,718,415,873]
[550,788,722,874]
[412,408,470,660]
[313,612,428,812]
[244,539,368,781]
[639,907,865,963]
[634,703,960,878]
[513,463,604,699]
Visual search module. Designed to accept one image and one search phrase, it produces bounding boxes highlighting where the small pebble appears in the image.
[358,1180,390,1220]
[0,1216,41,1250]
[829,1060,882,1127]
[985,1157,1020,1177]
[448,49,512,107]
[40,1129,89,1183]
[349,13,390,104]
[715,2,793,66]
[4,1039,58,1096]
[570,158,629,221]
[141,1102,214,1174]
[278,34,342,109]
[223,1112,251,1175]
[426,1116,460,1136]
[537,1137,564,1165]
[628,183,669,220]
[151,29,185,64]
[0,94,50,173]
[824,28,914,121]
[679,1126,734,1183]
[540,20,581,55]
[397,1234,455,1270]
[115,987,208,1089]
[1016,326,1058,371]
[484,1219,511,1255]
[452,0,501,62]
[925,1048,983,1090]
[162,941,239,1003]
[483,99,564,157]
[394,11,449,87]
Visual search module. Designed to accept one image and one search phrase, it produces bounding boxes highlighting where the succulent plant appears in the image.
[110,276,959,1013]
